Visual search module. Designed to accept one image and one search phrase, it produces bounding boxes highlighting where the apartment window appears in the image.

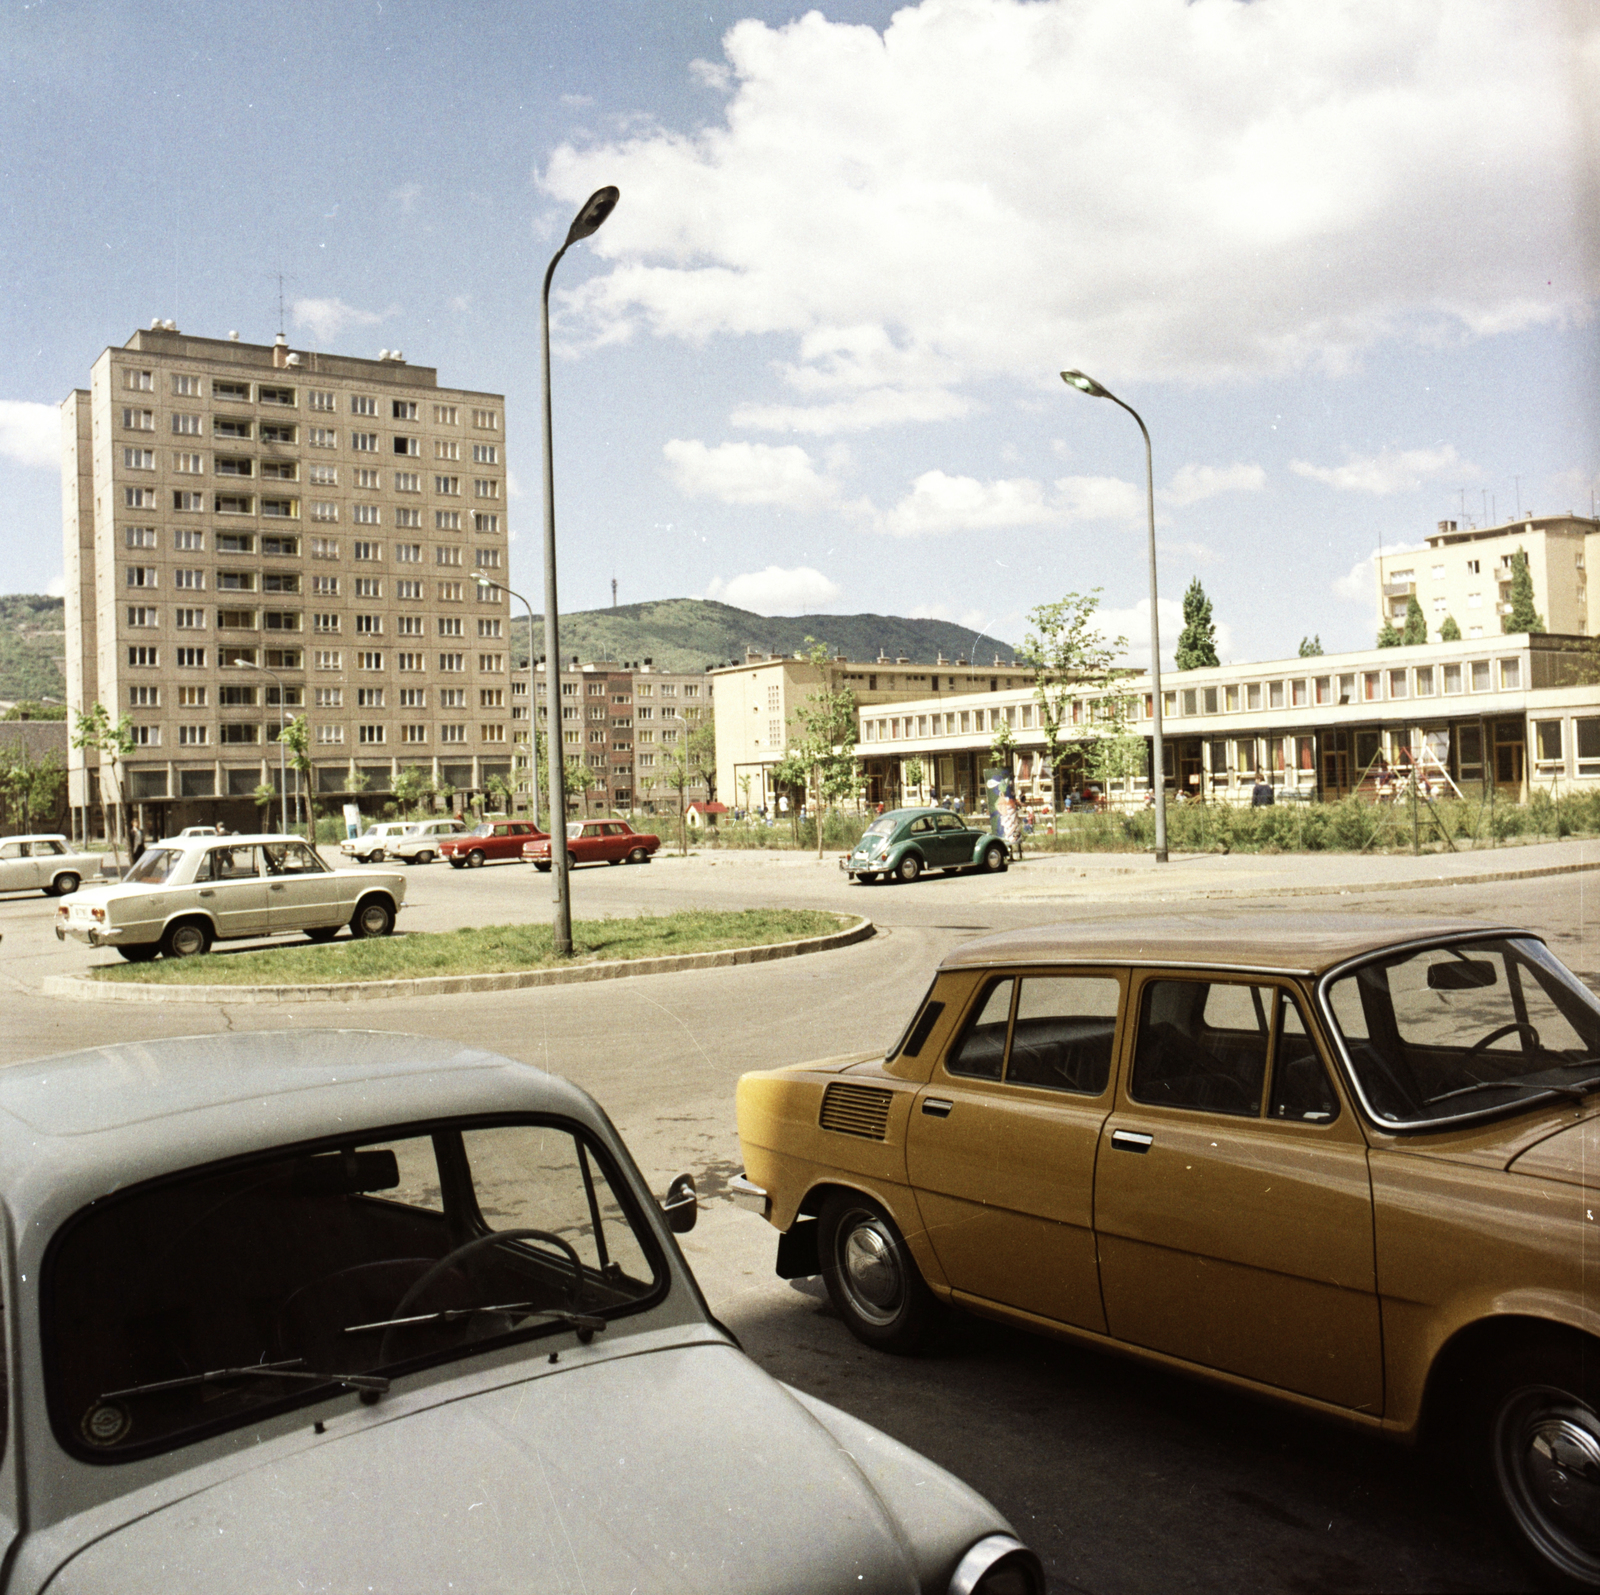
[176,725,208,747]
[263,610,302,632]
[215,456,254,478]
[440,688,466,709]
[1470,660,1491,692]
[356,687,384,709]
[126,606,158,628]
[391,543,423,567]
[174,452,204,475]
[472,409,498,430]
[473,479,500,500]
[125,487,157,509]
[126,565,158,589]
[121,525,157,550]
[309,538,339,562]
[473,513,499,534]
[435,440,460,461]
[395,580,424,602]
[316,725,345,745]
[477,618,502,638]
[175,647,203,667]
[1362,672,1382,702]
[394,436,419,456]
[315,650,342,670]
[1535,721,1564,766]
[215,493,254,515]
[217,571,255,592]
[1433,596,1447,614]
[435,545,463,567]
[394,471,420,493]
[354,541,382,562]
[358,651,384,671]
[122,448,154,470]
[213,379,250,402]
[472,443,498,465]
[213,417,251,439]
[392,400,417,420]
[124,368,153,391]
[1415,666,1435,696]
[434,476,460,496]
[397,652,425,672]
[171,413,202,435]
[438,581,462,601]
[217,609,257,629]
[351,395,376,416]
[309,427,338,449]
[349,578,379,600]
[1388,669,1408,699]
[259,385,295,407]
[309,390,335,412]
[1577,719,1600,777]
[219,723,259,744]
[352,725,383,745]
[401,725,427,744]
[355,614,382,635]
[348,504,379,527]
[261,497,298,519]
[1468,592,1483,610]
[434,405,458,425]
[1443,663,1463,694]
[1466,559,1480,575]
[480,688,505,708]
[438,616,463,637]
[434,511,461,531]
[1291,679,1307,708]
[122,407,154,431]
[127,645,159,667]
[481,724,506,743]
[1500,658,1522,690]
[439,653,464,672]
[474,548,502,570]
[174,607,206,629]
[219,685,257,708]
[129,725,160,747]
[352,432,378,452]
[262,461,297,482]
[265,647,301,670]
[386,615,420,639]
[259,423,296,445]
[311,502,338,522]
[177,685,207,707]
[128,685,159,707]
[311,687,344,713]
[479,654,504,673]
[1180,689,1196,717]
[440,724,466,744]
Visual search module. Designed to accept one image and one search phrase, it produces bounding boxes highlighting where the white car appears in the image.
[55,832,406,960]
[0,835,101,898]
[339,821,418,864]
[389,818,467,863]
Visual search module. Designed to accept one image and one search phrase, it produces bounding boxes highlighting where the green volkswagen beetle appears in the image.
[842,806,1009,885]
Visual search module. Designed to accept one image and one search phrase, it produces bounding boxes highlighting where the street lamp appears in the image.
[477,574,539,829]
[1060,370,1169,863]
[540,184,620,957]
[233,657,290,834]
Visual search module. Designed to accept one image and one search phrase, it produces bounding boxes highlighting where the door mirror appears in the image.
[661,1173,697,1234]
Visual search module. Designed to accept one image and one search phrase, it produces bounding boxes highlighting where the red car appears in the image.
[440,820,541,868]
[522,819,660,871]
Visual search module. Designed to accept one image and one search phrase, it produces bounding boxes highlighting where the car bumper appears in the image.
[841,857,887,876]
[729,1172,770,1217]
[58,922,123,946]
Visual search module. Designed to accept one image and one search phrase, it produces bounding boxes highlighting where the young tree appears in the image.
[1021,591,1125,813]
[251,782,277,824]
[277,716,317,844]
[71,702,136,867]
[1402,593,1429,645]
[789,640,860,858]
[1297,635,1323,657]
[392,764,436,817]
[688,710,716,804]
[484,772,514,814]
[1439,614,1462,642]
[1376,619,1404,648]
[738,771,753,816]
[1175,578,1220,669]
[656,740,695,855]
[770,750,811,844]
[1502,546,1546,634]
[989,716,1016,773]
[902,756,925,806]
[0,744,64,834]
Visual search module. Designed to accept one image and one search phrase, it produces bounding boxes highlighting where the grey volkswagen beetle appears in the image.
[0,1030,1041,1593]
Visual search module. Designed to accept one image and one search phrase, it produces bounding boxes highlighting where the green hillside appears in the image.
[508,597,1019,673]
[0,595,68,703]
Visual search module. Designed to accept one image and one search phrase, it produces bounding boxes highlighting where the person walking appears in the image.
[1251,772,1275,807]
[129,820,146,864]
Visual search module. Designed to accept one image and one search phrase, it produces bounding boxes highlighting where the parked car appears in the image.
[0,835,100,898]
[389,818,467,864]
[734,915,1600,1588]
[339,821,419,864]
[842,807,1007,884]
[56,833,405,960]
[0,1029,1042,1593]
[523,819,660,872]
[440,820,539,869]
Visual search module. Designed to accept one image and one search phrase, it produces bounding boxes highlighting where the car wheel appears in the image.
[628,847,649,864]
[160,919,212,959]
[448,859,465,869]
[535,862,552,872]
[51,872,81,897]
[1479,1334,1600,1588]
[369,848,385,864]
[351,897,395,938]
[608,857,622,865]
[466,849,486,868]
[416,850,434,865]
[818,1191,939,1354]
[896,853,922,884]
[305,926,340,943]
[567,851,579,868]
[117,943,159,962]
[981,843,1007,873]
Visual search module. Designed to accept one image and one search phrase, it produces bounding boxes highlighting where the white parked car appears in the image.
[339,821,418,864]
[55,833,406,960]
[389,818,467,863]
[0,835,101,897]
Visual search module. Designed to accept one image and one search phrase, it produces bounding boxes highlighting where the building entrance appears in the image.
[1491,719,1526,796]
[1321,729,1352,797]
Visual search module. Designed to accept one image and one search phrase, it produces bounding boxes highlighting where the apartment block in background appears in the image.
[61,323,510,835]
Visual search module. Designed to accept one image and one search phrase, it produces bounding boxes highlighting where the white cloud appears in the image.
[1291,445,1473,495]
[1052,475,1145,524]
[291,297,394,344]
[1333,541,1425,604]
[1094,596,1232,669]
[542,0,1595,426]
[870,470,1054,538]
[663,438,836,510]
[706,565,843,613]
[0,401,59,468]
[1161,462,1267,506]
[730,386,971,435]
[46,574,66,599]
[907,603,993,632]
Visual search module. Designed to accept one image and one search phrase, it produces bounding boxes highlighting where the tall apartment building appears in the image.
[630,663,712,812]
[1376,514,1596,641]
[61,324,511,836]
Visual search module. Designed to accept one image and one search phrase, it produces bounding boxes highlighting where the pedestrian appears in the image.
[1251,772,1275,807]
[129,820,145,864]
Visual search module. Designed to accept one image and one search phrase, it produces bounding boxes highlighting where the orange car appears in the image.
[522,819,660,871]
[734,916,1600,1588]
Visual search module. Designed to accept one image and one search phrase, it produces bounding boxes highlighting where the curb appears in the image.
[42,916,876,1005]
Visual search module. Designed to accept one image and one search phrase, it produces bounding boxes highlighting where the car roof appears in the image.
[0,1030,603,1259]
[2,833,69,844]
[938,914,1525,978]
[149,833,308,848]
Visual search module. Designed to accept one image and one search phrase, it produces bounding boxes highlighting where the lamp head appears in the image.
[565,186,620,245]
[1060,370,1108,398]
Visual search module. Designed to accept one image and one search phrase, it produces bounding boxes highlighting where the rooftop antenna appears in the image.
[1515,475,1522,518]
[611,577,617,609]
[276,271,286,339]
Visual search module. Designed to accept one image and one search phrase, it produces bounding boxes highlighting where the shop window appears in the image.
[1535,721,1564,765]
[1577,719,1600,777]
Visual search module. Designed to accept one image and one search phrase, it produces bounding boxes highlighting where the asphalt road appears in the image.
[4,843,1596,1592]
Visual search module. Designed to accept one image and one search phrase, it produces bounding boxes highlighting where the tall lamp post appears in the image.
[233,657,290,834]
[541,185,620,956]
[1060,370,1168,863]
[477,575,540,830]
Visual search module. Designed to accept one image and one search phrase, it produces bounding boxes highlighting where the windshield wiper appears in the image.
[102,1357,389,1399]
[341,1302,606,1337]
[1425,1077,1600,1107]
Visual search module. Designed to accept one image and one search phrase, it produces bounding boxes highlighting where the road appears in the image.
[4,841,1597,1592]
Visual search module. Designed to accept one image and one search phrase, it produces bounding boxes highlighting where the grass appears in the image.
[89,907,852,986]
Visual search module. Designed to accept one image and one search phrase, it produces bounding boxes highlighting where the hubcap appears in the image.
[839,1215,903,1325]
[171,926,204,956]
[1497,1387,1600,1574]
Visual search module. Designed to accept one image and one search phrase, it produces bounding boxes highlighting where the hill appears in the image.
[508,598,1020,673]
[0,595,68,704]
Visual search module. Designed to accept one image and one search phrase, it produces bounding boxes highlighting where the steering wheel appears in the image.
[1462,1021,1542,1062]
[378,1228,585,1366]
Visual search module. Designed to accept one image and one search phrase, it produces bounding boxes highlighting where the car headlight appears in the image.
[949,1535,1044,1595]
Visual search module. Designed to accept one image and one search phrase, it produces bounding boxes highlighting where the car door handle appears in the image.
[198,889,214,897]
[269,883,286,892]
[1111,1129,1154,1153]
[921,1097,953,1119]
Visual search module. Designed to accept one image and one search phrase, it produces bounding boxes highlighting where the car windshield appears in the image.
[123,847,184,885]
[47,1118,665,1461]
[862,816,897,839]
[1323,936,1600,1128]
[567,823,585,840]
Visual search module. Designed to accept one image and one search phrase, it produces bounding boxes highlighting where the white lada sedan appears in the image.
[56,833,406,960]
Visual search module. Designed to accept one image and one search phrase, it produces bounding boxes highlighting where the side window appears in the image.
[909,816,935,835]
[265,842,323,875]
[935,813,964,832]
[1006,975,1120,1095]
[1267,994,1340,1122]
[207,846,260,881]
[1130,980,1271,1117]
[0,842,21,861]
[946,978,1014,1080]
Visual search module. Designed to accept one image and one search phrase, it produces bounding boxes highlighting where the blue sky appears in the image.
[1,0,1594,665]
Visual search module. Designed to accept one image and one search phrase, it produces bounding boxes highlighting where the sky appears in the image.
[1,0,1595,668]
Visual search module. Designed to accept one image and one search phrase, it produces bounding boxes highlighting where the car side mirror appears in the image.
[661,1173,697,1234]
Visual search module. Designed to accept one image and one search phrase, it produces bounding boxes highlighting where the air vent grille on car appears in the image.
[819,1082,893,1140]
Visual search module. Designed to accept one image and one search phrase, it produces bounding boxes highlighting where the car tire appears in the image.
[466,849,486,868]
[416,850,434,865]
[161,919,213,959]
[449,859,465,869]
[1476,1332,1600,1588]
[896,853,922,884]
[51,872,81,897]
[369,848,385,864]
[981,843,1007,874]
[608,857,622,865]
[628,847,649,864]
[535,862,552,872]
[305,926,340,943]
[567,851,579,868]
[818,1190,939,1354]
[350,896,395,938]
[117,943,159,962]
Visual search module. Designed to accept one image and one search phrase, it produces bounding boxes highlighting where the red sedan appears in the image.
[522,820,660,871]
[440,820,542,868]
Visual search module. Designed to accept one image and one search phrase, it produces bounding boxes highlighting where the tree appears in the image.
[769,750,811,844]
[688,709,716,803]
[0,743,64,833]
[1021,591,1125,813]
[251,782,277,823]
[1175,578,1219,669]
[902,756,925,805]
[738,772,753,816]
[485,772,514,814]
[1298,635,1323,657]
[71,702,136,867]
[392,764,436,817]
[656,740,695,855]
[1376,620,1403,648]
[989,717,1016,773]
[2,702,67,721]
[1502,546,1546,634]
[1402,594,1428,645]
[277,716,317,843]
[789,640,860,858]
[1439,614,1462,642]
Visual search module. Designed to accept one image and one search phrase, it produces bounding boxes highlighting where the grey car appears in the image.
[0,1030,1041,1593]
